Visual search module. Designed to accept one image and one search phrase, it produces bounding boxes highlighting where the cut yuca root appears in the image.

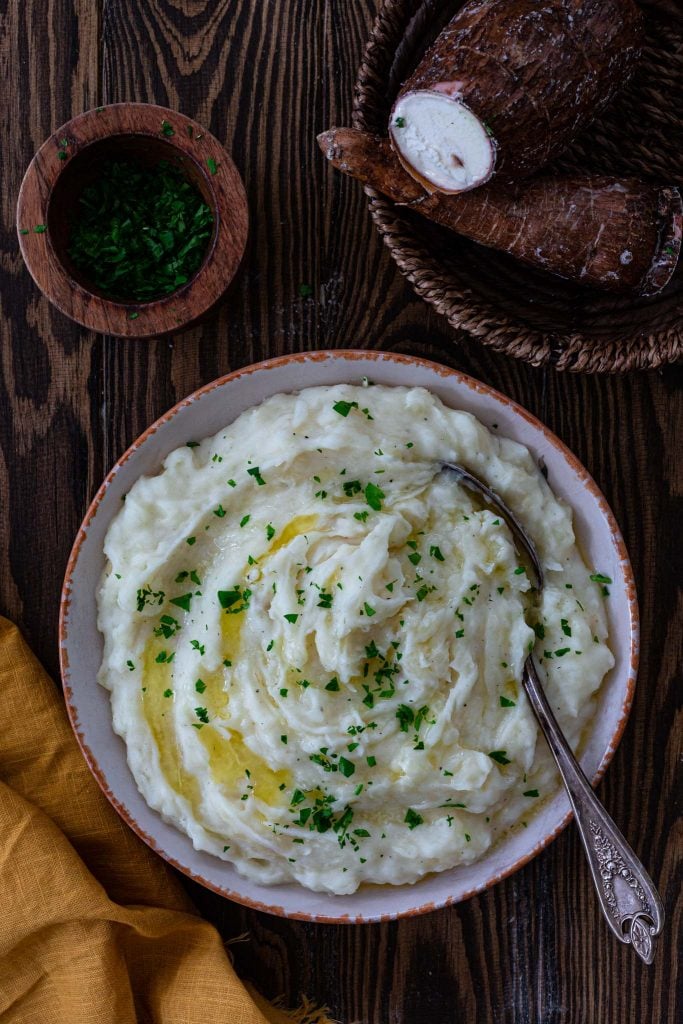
[318,128,682,295]
[390,0,643,194]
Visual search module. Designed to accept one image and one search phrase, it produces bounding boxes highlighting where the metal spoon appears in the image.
[442,462,664,964]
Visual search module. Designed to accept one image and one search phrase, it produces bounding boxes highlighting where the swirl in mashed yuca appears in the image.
[98,384,613,895]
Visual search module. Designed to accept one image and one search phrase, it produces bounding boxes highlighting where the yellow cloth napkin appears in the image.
[0,617,331,1024]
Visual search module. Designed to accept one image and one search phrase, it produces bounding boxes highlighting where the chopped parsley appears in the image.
[333,400,358,417]
[195,678,206,693]
[217,585,251,614]
[67,159,213,301]
[488,750,511,765]
[365,482,385,511]
[499,695,516,707]
[169,593,192,612]
[154,615,180,639]
[136,585,165,612]
[247,466,266,486]
[404,808,423,829]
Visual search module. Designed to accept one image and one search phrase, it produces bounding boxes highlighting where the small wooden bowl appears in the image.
[16,103,248,338]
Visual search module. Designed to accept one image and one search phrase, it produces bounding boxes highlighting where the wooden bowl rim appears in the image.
[16,102,248,338]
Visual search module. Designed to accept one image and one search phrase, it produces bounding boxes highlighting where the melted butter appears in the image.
[268,514,318,555]
[141,641,201,805]
[198,727,291,806]
[221,604,244,661]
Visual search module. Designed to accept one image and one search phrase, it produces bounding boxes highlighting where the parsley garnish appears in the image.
[589,572,612,584]
[499,695,516,707]
[136,585,165,612]
[217,585,252,614]
[154,615,180,639]
[247,466,266,486]
[404,808,423,829]
[488,750,511,765]
[364,482,385,511]
[333,400,358,417]
[67,159,213,302]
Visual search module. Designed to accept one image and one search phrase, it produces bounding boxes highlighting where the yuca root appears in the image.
[390,0,643,194]
[319,128,682,296]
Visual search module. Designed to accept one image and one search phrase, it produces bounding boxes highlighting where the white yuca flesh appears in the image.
[98,385,614,895]
[390,91,494,193]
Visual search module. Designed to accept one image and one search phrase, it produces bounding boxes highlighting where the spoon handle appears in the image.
[523,656,664,963]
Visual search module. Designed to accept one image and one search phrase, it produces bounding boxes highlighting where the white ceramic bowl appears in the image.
[60,351,638,922]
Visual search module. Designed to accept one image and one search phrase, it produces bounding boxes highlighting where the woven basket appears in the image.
[353,0,682,372]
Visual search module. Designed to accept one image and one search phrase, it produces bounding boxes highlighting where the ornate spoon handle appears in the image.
[523,656,664,964]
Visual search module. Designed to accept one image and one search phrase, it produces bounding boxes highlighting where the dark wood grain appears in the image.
[0,2,680,1023]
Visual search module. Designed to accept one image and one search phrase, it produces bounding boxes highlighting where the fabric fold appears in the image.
[0,617,330,1024]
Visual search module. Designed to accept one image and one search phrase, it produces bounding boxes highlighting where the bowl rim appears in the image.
[16,102,248,338]
[59,350,639,922]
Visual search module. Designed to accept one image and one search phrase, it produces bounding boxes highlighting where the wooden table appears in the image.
[1,3,679,1021]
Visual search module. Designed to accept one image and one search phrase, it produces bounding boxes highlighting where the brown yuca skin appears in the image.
[391,0,643,187]
[318,128,682,296]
